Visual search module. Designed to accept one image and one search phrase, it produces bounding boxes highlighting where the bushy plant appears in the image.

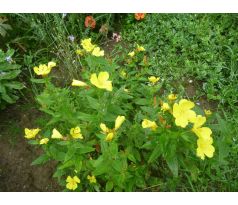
[23,38,221,191]
[0,48,24,109]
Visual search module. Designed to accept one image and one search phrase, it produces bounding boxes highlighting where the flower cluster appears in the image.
[24,126,84,144]
[128,44,145,57]
[65,174,97,191]
[76,38,104,57]
[72,71,113,92]
[100,115,126,141]
[142,94,215,160]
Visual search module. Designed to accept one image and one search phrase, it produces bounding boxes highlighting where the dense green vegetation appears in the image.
[0,13,237,191]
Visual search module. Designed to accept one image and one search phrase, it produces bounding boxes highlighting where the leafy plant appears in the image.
[0,48,24,109]
[24,39,224,191]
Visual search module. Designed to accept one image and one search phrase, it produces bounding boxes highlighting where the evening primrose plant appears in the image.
[24,39,217,191]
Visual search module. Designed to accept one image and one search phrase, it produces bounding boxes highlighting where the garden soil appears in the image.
[0,102,61,192]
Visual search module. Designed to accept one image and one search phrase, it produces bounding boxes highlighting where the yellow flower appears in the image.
[115,115,126,131]
[142,119,158,131]
[204,109,212,116]
[33,64,51,76]
[76,49,84,56]
[92,47,104,57]
[191,115,213,141]
[71,79,88,87]
[70,126,83,139]
[136,44,145,52]
[196,137,215,160]
[128,51,135,57]
[24,128,41,139]
[148,76,160,84]
[105,132,114,142]
[191,115,206,129]
[100,123,110,134]
[66,176,80,190]
[90,71,112,91]
[161,102,170,112]
[48,61,56,68]
[87,175,97,184]
[172,99,196,128]
[120,70,127,78]
[51,128,63,139]
[39,138,49,145]
[168,94,177,101]
[81,38,95,52]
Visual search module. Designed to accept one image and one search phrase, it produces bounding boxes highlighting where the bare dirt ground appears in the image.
[0,101,61,192]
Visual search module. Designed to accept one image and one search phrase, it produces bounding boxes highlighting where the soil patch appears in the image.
[0,101,61,192]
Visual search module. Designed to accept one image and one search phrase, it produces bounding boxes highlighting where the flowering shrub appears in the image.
[25,38,216,191]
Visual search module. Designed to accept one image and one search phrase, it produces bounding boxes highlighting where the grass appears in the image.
[121,13,238,191]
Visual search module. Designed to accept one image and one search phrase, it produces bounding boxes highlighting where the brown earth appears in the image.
[0,101,61,192]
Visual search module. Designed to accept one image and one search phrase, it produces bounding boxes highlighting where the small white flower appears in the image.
[196,102,200,105]
[6,56,12,63]
[189,79,193,83]
[68,35,75,42]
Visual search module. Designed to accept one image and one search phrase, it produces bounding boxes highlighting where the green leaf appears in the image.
[0,70,21,80]
[77,112,95,122]
[86,96,100,110]
[148,144,162,163]
[79,146,95,154]
[112,160,123,172]
[64,147,76,162]
[105,181,113,191]
[135,98,151,105]
[59,160,74,170]
[31,154,49,165]
[30,78,46,84]
[1,93,15,103]
[166,155,178,177]
[4,81,24,90]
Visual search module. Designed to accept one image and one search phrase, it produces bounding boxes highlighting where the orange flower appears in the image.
[135,13,146,20]
[85,16,96,29]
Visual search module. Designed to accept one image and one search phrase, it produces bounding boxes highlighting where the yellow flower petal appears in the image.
[51,128,63,139]
[142,119,158,131]
[92,47,104,57]
[196,137,215,160]
[87,175,97,184]
[48,61,56,68]
[105,132,114,142]
[190,115,206,129]
[128,51,135,57]
[71,79,88,87]
[114,115,125,130]
[24,128,41,139]
[136,44,145,52]
[148,76,160,84]
[168,94,177,101]
[173,99,196,128]
[90,72,112,91]
[204,109,212,116]
[100,123,109,133]
[66,176,80,190]
[39,138,49,145]
[81,38,95,52]
[161,102,170,112]
[70,126,83,139]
